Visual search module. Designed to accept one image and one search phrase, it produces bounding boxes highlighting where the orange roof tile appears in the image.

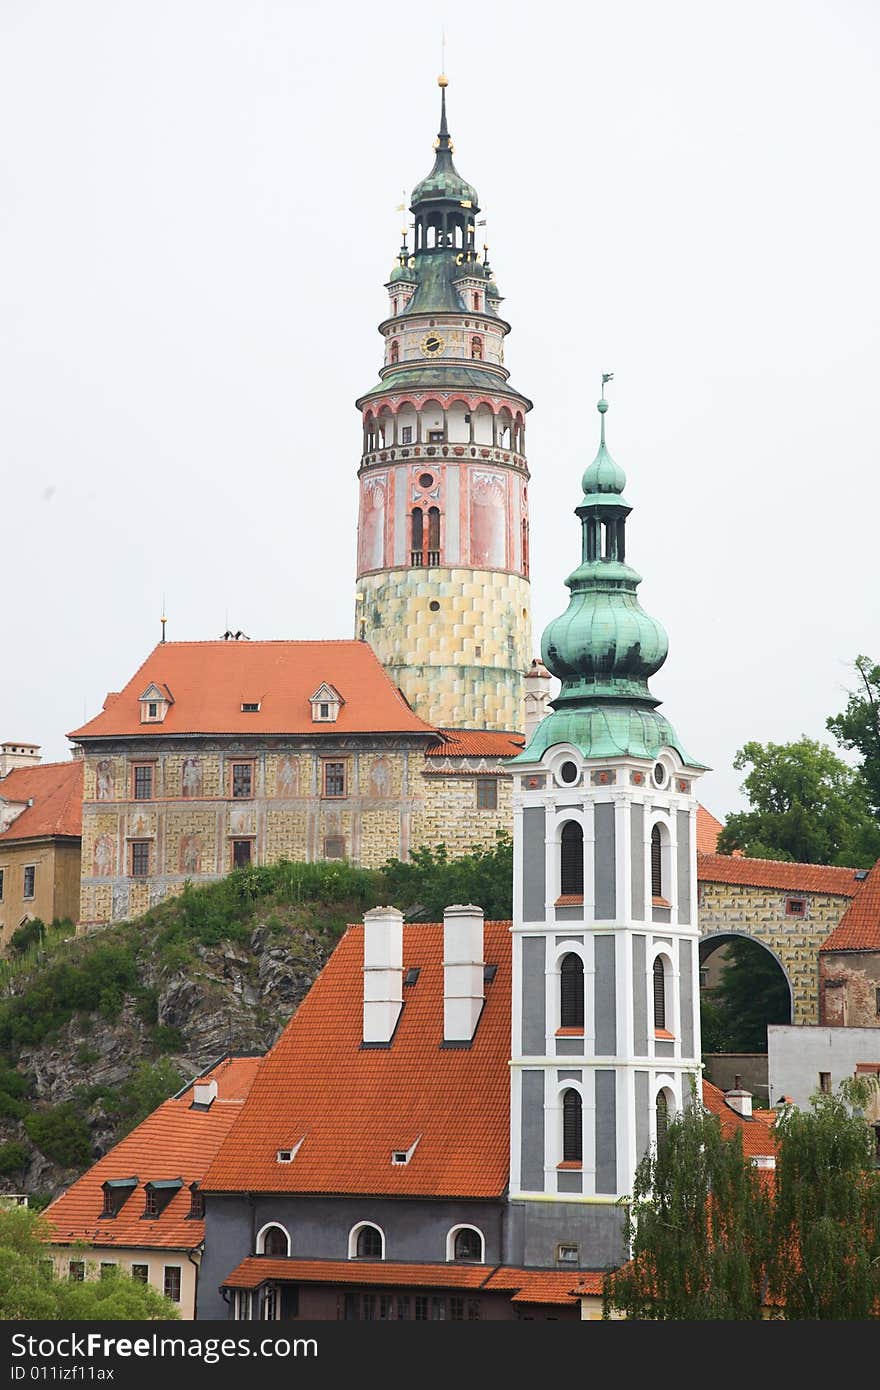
[426,730,526,758]
[820,857,880,951]
[204,922,512,1199]
[223,1257,493,1291]
[702,1080,777,1160]
[0,760,82,843]
[696,805,723,854]
[697,853,860,897]
[483,1267,584,1305]
[43,1057,260,1251]
[68,641,436,740]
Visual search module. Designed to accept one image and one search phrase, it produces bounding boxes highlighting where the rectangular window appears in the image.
[189,1187,205,1219]
[130,842,150,877]
[319,703,329,718]
[323,836,345,860]
[467,1299,481,1321]
[876,987,880,1017]
[23,865,35,900]
[476,778,498,810]
[0,869,4,902]
[148,702,158,719]
[131,1264,149,1284]
[132,764,154,800]
[431,1296,447,1320]
[427,430,444,443]
[450,1297,464,1321]
[343,1293,359,1321]
[557,1243,579,1264]
[378,1295,393,1320]
[68,1261,85,1282]
[232,839,253,870]
[163,1266,182,1303]
[401,426,413,444]
[819,1072,832,1094]
[323,761,346,798]
[396,1297,410,1320]
[362,1294,376,1322]
[143,1187,159,1217]
[231,762,253,798]
[414,1296,429,1321]
[100,1262,116,1279]
[785,897,806,917]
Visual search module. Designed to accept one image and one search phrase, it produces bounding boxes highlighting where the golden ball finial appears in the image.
[437,74,449,88]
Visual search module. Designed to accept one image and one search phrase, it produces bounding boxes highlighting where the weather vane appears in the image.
[601,372,614,399]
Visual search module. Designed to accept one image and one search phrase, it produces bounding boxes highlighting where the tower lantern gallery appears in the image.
[355,78,533,733]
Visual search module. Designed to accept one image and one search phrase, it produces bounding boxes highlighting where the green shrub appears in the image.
[25,1105,92,1168]
[0,944,138,1048]
[151,1025,184,1053]
[9,920,45,955]
[0,1140,29,1175]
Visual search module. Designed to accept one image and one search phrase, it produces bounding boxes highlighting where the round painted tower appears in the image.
[355,77,533,732]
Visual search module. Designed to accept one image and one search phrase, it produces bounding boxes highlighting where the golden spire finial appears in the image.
[438,74,448,87]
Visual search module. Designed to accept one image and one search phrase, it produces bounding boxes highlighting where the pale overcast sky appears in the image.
[2,0,878,820]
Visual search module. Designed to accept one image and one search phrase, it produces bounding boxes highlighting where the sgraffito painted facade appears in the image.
[354,78,532,732]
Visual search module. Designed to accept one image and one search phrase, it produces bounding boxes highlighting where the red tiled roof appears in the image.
[702,1080,777,1160]
[569,1272,607,1297]
[204,922,512,1198]
[68,642,436,740]
[426,730,526,758]
[697,853,860,897]
[43,1057,260,1251]
[222,1258,588,1306]
[0,761,83,843]
[223,1257,493,1291]
[696,805,723,854]
[820,858,880,951]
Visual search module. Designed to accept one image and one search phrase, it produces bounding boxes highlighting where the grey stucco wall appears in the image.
[631,803,645,921]
[521,936,545,1054]
[635,1070,650,1164]
[505,1200,627,1270]
[522,806,545,921]
[200,1193,507,1320]
[594,803,616,919]
[633,934,647,1054]
[520,1069,545,1192]
[594,935,617,1056]
[677,810,691,924]
[680,937,694,1055]
[594,1070,617,1194]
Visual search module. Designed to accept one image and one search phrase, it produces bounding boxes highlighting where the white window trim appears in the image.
[348,1221,386,1260]
[255,1222,291,1256]
[446,1223,485,1263]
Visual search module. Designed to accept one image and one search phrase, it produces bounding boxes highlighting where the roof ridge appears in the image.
[698,851,858,873]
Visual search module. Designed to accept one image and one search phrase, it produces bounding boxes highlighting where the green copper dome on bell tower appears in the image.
[514,383,705,766]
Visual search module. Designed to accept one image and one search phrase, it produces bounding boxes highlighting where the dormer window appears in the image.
[100,1177,137,1218]
[391,1137,420,1166]
[309,683,343,723]
[142,1179,182,1219]
[241,702,260,713]
[139,683,172,724]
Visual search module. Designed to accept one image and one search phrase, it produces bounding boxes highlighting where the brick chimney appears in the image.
[363,906,404,1045]
[725,1075,753,1118]
[443,904,485,1044]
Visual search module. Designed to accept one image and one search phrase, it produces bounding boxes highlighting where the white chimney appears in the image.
[363,906,404,1044]
[523,659,552,742]
[0,742,41,778]
[193,1079,218,1107]
[725,1076,753,1118]
[443,904,485,1043]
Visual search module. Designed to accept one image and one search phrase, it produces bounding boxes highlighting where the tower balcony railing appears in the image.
[360,444,526,471]
[409,550,443,568]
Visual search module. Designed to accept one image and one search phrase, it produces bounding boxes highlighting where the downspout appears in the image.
[187,1243,202,1320]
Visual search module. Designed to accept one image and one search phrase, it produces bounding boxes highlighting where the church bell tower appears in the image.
[355,78,533,732]
[507,387,708,1265]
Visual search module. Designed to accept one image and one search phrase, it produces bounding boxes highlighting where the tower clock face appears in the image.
[420,333,446,357]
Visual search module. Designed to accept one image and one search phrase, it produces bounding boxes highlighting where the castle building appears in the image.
[0,755,82,946]
[354,77,533,733]
[507,390,707,1240]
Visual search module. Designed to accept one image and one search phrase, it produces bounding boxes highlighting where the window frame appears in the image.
[230,761,255,800]
[0,867,5,902]
[559,820,584,898]
[321,760,347,799]
[22,864,36,900]
[130,841,150,878]
[163,1265,182,1303]
[349,1221,385,1260]
[131,762,155,801]
[561,1088,583,1164]
[475,778,498,811]
[446,1224,485,1263]
[231,838,254,870]
[559,953,585,1031]
[131,1263,149,1284]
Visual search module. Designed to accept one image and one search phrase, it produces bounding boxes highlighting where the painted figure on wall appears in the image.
[180,834,202,875]
[130,811,150,838]
[96,760,113,801]
[182,757,202,798]
[277,756,299,798]
[359,476,387,572]
[471,471,506,568]
[369,756,392,798]
[93,834,114,877]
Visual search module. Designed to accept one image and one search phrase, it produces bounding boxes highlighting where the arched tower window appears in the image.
[451,1227,483,1262]
[651,825,663,899]
[656,1091,670,1148]
[562,1089,582,1162]
[653,957,666,1031]
[472,292,481,311]
[560,954,584,1029]
[560,822,584,896]
[411,508,424,566]
[471,335,483,360]
[392,297,398,315]
[258,1224,289,1257]
[355,1225,383,1259]
[427,506,440,564]
[390,340,399,364]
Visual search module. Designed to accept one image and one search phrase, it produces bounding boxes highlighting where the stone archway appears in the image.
[700,930,795,1025]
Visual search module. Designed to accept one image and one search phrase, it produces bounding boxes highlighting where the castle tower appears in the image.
[355,78,533,732]
[506,387,708,1265]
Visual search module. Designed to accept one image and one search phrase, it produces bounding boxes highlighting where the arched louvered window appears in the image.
[562,1089,582,1163]
[560,822,584,896]
[453,1227,483,1262]
[653,957,666,1031]
[356,1225,383,1259]
[651,824,663,898]
[261,1225,289,1256]
[656,1092,669,1148]
[560,954,584,1029]
[411,507,424,565]
[427,506,440,563]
